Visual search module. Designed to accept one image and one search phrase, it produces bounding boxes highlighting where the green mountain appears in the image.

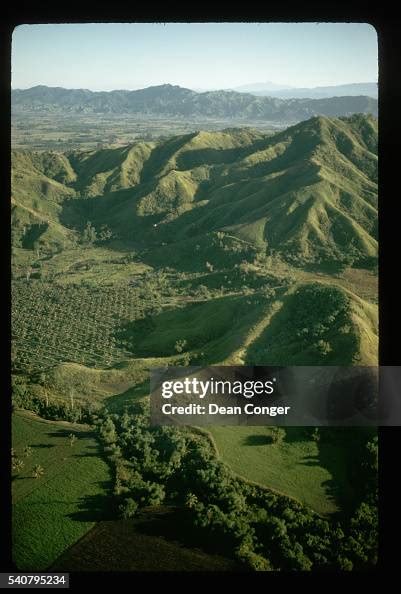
[11,114,378,269]
[11,113,378,573]
[11,84,378,122]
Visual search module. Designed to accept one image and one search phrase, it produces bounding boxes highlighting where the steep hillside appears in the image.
[11,115,378,268]
[12,84,378,122]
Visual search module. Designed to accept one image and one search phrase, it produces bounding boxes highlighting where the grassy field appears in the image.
[208,426,354,516]
[12,410,111,570]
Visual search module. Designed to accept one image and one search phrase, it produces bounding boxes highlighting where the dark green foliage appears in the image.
[82,221,97,244]
[246,283,361,365]
[119,498,138,519]
[11,376,95,424]
[95,403,378,572]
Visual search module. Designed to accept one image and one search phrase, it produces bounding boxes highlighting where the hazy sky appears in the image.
[12,22,378,91]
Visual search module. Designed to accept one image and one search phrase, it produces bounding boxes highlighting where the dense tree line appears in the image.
[12,379,377,571]
[95,401,377,572]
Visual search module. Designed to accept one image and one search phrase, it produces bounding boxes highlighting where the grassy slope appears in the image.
[11,115,378,537]
[207,426,352,516]
[11,115,378,268]
[12,411,110,570]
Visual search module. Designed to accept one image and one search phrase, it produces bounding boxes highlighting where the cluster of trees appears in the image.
[12,375,377,572]
[12,377,96,424]
[95,401,378,572]
[81,221,114,245]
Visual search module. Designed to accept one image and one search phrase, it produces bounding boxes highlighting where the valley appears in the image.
[11,113,378,571]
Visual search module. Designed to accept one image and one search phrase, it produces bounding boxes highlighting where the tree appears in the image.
[33,464,44,479]
[99,417,117,445]
[185,492,199,509]
[269,427,285,444]
[68,388,75,410]
[119,497,138,519]
[23,445,32,457]
[98,225,113,242]
[12,458,24,473]
[365,436,378,473]
[195,285,210,299]
[316,339,332,355]
[181,352,191,366]
[82,221,97,244]
[33,240,41,259]
[174,339,187,353]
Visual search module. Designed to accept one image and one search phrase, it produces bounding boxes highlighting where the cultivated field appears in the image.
[12,411,110,570]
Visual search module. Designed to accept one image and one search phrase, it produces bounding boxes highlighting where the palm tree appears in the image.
[23,445,32,457]
[12,458,24,473]
[32,464,44,479]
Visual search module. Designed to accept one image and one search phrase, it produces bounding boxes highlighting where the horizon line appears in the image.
[11,81,379,94]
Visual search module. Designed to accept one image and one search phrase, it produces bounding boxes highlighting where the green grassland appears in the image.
[11,115,378,570]
[207,426,353,516]
[12,410,111,570]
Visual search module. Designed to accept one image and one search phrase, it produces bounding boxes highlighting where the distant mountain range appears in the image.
[230,82,378,99]
[230,81,295,93]
[12,84,378,123]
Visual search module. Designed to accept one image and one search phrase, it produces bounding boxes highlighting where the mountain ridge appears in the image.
[232,82,378,99]
[11,114,378,269]
[12,84,378,122]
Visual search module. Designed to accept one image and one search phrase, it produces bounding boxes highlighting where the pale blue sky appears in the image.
[12,22,378,91]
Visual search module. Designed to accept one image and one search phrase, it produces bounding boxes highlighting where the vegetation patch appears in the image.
[12,411,111,570]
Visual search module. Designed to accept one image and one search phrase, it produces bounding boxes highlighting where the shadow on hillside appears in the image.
[140,133,198,182]
[45,430,93,440]
[314,430,357,519]
[243,428,312,447]
[176,139,270,170]
[282,427,312,444]
[116,292,251,359]
[297,427,364,519]
[105,381,149,413]
[295,451,344,517]
[59,186,154,237]
[243,434,272,446]
[31,443,55,449]
[72,444,102,458]
[300,454,320,467]
[133,506,241,564]
[68,481,115,522]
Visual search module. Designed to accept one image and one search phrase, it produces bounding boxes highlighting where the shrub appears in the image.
[119,497,139,519]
